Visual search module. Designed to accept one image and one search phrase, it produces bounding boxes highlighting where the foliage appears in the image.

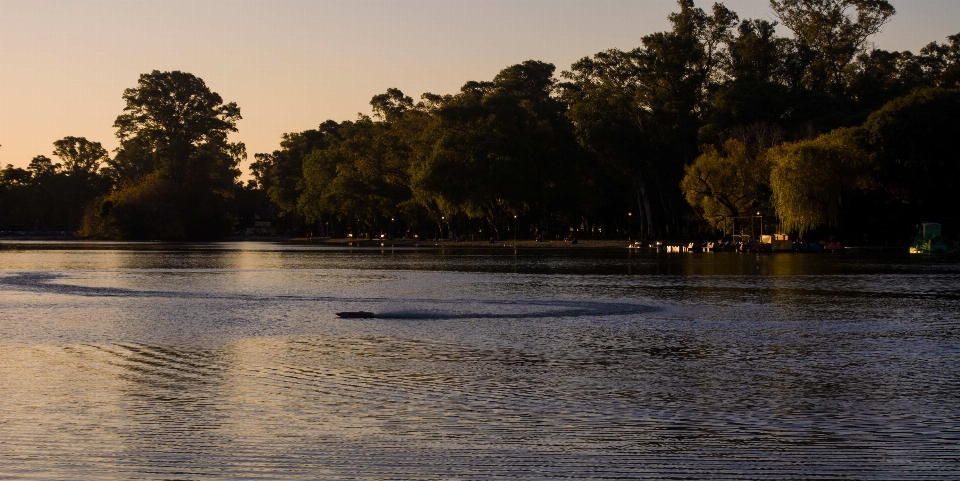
[251,121,337,229]
[768,128,871,234]
[0,138,113,232]
[89,70,245,239]
[410,60,581,235]
[52,137,109,176]
[112,70,243,184]
[81,173,234,240]
[681,134,774,230]
[919,34,960,88]
[299,116,411,232]
[6,1,960,243]
[245,1,959,241]
[770,0,896,93]
[561,0,742,238]
[858,88,960,222]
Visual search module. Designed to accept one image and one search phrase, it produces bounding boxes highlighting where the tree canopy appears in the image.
[82,70,246,239]
[768,128,870,234]
[52,137,109,176]
[3,0,958,244]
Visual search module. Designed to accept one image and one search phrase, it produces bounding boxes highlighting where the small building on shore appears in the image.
[245,221,275,236]
[762,234,792,251]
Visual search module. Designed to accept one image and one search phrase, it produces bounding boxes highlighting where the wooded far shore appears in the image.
[2,0,958,247]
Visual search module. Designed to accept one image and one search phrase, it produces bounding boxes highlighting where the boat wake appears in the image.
[0,272,658,320]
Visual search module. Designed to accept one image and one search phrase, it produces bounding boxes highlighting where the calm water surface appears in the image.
[1,241,958,480]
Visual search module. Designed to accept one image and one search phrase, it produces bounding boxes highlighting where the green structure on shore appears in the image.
[909,223,959,254]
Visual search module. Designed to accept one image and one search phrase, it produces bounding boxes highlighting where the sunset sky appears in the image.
[1,0,958,174]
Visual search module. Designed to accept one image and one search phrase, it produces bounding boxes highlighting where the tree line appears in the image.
[2,0,959,242]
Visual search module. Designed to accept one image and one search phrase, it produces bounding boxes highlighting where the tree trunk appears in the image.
[485,213,500,241]
[636,177,654,239]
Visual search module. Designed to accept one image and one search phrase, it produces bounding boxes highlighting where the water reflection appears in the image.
[1,242,958,479]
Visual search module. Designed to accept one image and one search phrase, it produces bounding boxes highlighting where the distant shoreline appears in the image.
[0,235,915,254]
[0,235,633,249]
[287,237,633,249]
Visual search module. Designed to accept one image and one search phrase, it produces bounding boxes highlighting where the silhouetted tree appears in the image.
[52,137,108,176]
[770,0,896,94]
[410,61,583,238]
[858,88,960,225]
[85,70,245,239]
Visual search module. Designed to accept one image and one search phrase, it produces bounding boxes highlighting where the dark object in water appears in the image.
[336,311,376,319]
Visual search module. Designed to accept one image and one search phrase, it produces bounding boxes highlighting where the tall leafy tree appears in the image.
[918,33,960,88]
[846,49,926,114]
[52,137,109,176]
[0,141,112,232]
[50,137,114,230]
[700,17,794,145]
[410,61,582,238]
[299,116,412,235]
[858,88,960,224]
[87,71,245,239]
[681,124,781,231]
[564,0,739,237]
[0,164,30,186]
[251,122,336,232]
[113,70,243,184]
[770,0,896,94]
[28,155,60,178]
[727,19,786,83]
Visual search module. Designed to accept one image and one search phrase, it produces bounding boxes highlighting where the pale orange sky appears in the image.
[1,0,958,176]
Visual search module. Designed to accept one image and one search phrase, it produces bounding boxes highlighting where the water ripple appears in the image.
[1,250,959,479]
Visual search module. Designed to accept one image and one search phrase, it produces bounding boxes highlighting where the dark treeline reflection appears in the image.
[2,0,959,242]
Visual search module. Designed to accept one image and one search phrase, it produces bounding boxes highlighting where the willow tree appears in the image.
[768,128,870,234]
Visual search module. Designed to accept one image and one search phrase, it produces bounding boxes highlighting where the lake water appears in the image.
[1,241,958,480]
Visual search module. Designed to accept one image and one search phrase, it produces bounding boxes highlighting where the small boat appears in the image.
[336,311,376,318]
[909,222,959,254]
